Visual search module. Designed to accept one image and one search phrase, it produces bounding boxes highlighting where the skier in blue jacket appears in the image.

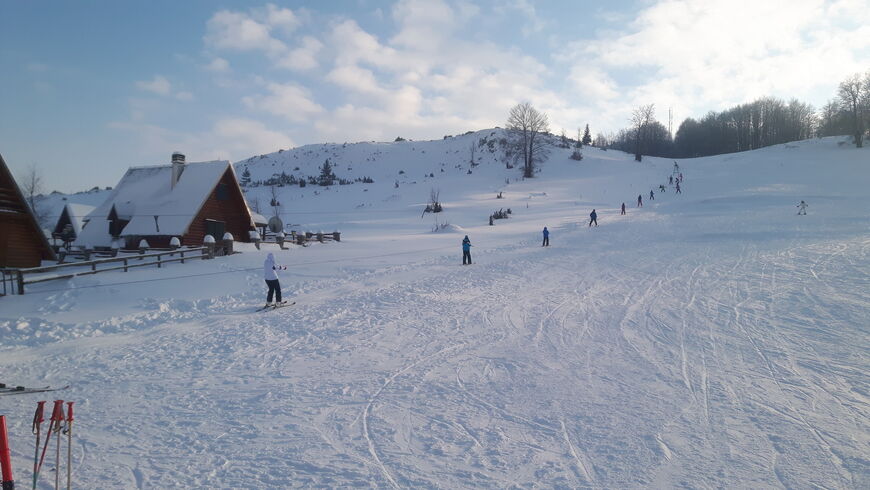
[589,209,598,227]
[462,235,472,265]
[542,226,550,246]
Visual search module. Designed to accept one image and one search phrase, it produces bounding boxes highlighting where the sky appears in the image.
[1,0,868,193]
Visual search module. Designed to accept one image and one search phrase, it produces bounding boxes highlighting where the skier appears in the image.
[462,235,472,265]
[673,161,679,173]
[797,200,808,215]
[637,195,643,207]
[659,184,666,192]
[678,172,683,182]
[621,202,626,215]
[669,175,673,185]
[263,252,287,307]
[542,226,550,246]
[675,182,682,194]
[589,209,598,227]
[650,190,655,201]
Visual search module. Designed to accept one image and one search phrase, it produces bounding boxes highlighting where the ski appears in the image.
[256,301,295,312]
[0,385,70,397]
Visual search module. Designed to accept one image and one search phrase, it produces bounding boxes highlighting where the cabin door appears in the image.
[205,219,225,240]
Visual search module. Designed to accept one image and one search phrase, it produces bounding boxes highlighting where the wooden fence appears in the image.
[0,247,208,295]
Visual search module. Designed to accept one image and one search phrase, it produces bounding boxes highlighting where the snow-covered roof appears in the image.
[76,160,242,247]
[63,203,95,235]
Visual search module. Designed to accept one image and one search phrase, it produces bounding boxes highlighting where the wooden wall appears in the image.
[182,168,253,246]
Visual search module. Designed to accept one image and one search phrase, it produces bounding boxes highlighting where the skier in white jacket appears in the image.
[263,253,287,306]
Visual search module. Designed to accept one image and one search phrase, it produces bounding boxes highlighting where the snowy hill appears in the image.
[1,136,868,488]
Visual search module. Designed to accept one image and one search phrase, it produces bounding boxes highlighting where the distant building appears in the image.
[0,153,56,267]
[52,202,95,245]
[76,152,255,249]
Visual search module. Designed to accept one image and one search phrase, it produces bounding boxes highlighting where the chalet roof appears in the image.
[56,203,95,235]
[76,160,247,247]
[0,152,56,264]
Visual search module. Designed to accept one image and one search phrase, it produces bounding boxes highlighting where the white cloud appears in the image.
[175,91,194,101]
[275,36,323,71]
[109,118,292,164]
[265,3,301,34]
[206,57,230,72]
[26,62,49,72]
[205,9,286,55]
[243,83,324,122]
[569,0,870,130]
[135,75,172,96]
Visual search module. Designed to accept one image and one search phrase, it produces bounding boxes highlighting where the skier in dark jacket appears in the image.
[542,226,550,246]
[589,209,598,227]
[462,235,472,265]
[675,182,682,194]
[621,202,626,215]
[263,253,287,306]
[650,190,655,201]
[637,195,643,207]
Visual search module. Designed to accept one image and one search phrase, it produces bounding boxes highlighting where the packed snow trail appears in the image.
[1,137,868,487]
[2,216,867,487]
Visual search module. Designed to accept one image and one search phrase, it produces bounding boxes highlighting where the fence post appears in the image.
[204,235,216,259]
[157,253,162,268]
[180,250,185,264]
[333,230,341,242]
[124,258,128,272]
[16,270,24,295]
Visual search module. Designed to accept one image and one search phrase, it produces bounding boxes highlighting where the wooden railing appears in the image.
[0,247,208,295]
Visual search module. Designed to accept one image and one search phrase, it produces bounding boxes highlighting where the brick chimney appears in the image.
[171,151,185,189]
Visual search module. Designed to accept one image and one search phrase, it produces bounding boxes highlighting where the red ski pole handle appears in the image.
[50,400,65,429]
[66,401,74,422]
[33,400,46,433]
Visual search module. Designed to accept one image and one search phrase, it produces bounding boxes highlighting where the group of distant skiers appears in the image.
[262,161,812,306]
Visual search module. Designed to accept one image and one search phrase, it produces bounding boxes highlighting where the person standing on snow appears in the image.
[669,175,673,185]
[263,252,287,306]
[637,195,643,207]
[621,202,626,215]
[462,235,473,265]
[589,209,598,227]
[797,200,808,215]
[673,161,679,173]
[650,190,655,201]
[675,182,682,194]
[659,184,666,193]
[542,226,550,246]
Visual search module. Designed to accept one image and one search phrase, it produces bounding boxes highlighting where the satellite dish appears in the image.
[267,216,284,233]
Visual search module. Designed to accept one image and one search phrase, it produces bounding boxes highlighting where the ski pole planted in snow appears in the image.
[31,401,45,490]
[63,403,73,490]
[1,415,15,490]
[50,401,65,490]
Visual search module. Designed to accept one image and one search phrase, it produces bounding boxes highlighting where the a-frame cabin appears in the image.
[0,153,56,267]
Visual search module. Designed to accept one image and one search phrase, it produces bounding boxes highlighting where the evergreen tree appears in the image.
[582,124,592,146]
[319,159,336,186]
[240,167,251,187]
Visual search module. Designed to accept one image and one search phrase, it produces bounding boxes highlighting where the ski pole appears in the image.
[31,402,45,490]
[63,403,73,490]
[35,401,63,490]
[0,415,14,490]
[51,402,65,490]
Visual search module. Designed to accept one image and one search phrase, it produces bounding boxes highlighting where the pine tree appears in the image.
[319,159,336,186]
[582,124,592,146]
[240,167,251,187]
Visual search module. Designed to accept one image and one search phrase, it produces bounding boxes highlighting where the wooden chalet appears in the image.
[0,153,56,267]
[52,202,95,245]
[76,153,255,249]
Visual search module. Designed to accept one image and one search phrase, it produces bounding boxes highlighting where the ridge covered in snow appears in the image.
[2,135,868,488]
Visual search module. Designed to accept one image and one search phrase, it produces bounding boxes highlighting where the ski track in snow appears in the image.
[2,140,869,488]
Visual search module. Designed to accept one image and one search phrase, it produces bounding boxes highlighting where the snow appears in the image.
[1,135,869,488]
[74,160,236,247]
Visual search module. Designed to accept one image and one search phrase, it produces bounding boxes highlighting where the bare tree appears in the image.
[631,104,656,161]
[506,102,551,178]
[838,73,865,147]
[468,142,477,167]
[20,164,47,226]
[269,185,282,217]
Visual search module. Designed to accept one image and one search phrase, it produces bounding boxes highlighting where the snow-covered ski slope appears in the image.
[1,136,868,488]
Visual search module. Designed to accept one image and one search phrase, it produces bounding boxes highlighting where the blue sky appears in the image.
[1,0,867,192]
